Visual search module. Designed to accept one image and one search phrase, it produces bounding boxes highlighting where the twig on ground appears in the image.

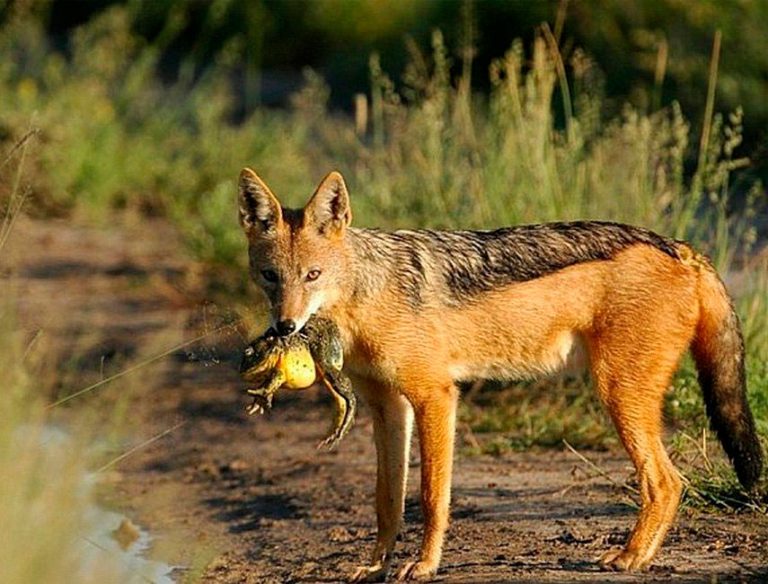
[562,439,639,496]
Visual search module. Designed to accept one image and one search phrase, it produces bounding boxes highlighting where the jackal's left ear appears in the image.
[238,168,283,236]
[304,171,352,236]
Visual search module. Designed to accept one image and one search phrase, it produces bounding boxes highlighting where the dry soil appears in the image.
[5,217,767,583]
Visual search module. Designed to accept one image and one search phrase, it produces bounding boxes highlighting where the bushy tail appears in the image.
[690,261,763,491]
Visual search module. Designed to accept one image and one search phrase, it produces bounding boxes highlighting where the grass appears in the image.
[1,3,766,508]
[0,134,165,583]
[458,378,615,454]
[0,290,185,583]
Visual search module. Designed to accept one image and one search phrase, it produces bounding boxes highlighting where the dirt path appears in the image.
[6,218,767,583]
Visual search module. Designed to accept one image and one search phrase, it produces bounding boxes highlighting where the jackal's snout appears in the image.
[239,167,353,338]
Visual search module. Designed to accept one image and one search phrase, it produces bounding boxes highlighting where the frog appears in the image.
[240,316,356,450]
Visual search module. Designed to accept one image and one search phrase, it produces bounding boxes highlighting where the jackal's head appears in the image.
[238,168,352,336]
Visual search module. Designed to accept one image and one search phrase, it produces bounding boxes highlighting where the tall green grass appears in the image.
[1,4,765,485]
[2,8,761,257]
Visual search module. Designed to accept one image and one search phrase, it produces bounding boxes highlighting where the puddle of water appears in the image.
[30,425,177,583]
[77,505,175,584]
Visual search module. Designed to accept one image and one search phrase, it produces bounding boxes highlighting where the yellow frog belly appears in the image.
[279,346,317,389]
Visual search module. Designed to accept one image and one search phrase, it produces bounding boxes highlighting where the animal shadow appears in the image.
[205,492,306,534]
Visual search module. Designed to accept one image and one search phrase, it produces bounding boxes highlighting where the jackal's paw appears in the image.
[395,560,437,581]
[599,548,651,571]
[349,563,387,583]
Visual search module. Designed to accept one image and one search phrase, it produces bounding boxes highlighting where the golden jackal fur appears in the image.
[237,168,763,581]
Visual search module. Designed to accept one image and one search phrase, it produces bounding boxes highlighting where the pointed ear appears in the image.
[238,168,283,235]
[303,171,352,236]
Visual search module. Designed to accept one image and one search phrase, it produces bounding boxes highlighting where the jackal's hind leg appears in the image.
[593,361,683,570]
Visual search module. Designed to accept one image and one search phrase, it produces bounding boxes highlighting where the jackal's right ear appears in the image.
[238,168,283,236]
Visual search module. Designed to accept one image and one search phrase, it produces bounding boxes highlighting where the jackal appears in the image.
[237,168,763,581]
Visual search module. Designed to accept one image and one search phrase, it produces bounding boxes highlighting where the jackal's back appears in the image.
[349,221,682,307]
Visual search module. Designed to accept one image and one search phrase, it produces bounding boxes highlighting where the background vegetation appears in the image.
[0,2,766,578]
[1,135,168,583]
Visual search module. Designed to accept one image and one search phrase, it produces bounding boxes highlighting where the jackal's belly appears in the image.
[449,330,588,382]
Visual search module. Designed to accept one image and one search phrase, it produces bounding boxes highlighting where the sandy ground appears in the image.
[5,217,767,583]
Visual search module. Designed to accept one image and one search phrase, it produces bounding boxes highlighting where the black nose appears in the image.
[276,319,296,336]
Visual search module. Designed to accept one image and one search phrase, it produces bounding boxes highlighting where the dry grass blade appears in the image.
[562,439,639,496]
[78,537,156,584]
[95,421,187,473]
[553,0,569,44]
[0,127,39,171]
[0,129,38,255]
[541,22,573,143]
[677,429,714,472]
[675,430,767,514]
[698,30,721,171]
[48,325,231,408]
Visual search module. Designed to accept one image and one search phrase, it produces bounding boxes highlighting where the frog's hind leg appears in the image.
[316,369,356,449]
[246,370,285,415]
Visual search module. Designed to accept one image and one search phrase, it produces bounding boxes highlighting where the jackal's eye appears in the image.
[261,269,279,283]
[306,269,321,282]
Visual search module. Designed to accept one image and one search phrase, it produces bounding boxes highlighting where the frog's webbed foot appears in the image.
[244,370,284,415]
[245,390,274,415]
[317,421,349,450]
[317,370,357,450]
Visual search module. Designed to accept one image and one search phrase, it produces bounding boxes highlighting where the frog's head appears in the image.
[240,328,282,382]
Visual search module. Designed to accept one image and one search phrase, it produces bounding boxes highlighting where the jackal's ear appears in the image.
[304,171,352,236]
[238,168,283,235]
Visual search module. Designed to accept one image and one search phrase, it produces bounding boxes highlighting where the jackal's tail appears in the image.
[690,255,763,491]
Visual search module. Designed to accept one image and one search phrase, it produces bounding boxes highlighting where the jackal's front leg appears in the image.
[350,386,413,583]
[395,382,458,582]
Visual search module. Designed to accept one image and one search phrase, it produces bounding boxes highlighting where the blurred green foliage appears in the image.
[6,0,764,178]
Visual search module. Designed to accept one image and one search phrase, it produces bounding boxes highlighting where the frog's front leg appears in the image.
[245,369,285,415]
[316,369,357,450]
